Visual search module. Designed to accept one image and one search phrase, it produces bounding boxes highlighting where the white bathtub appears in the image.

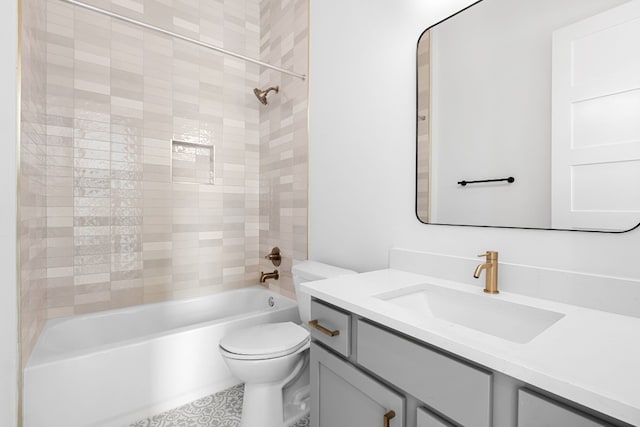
[24,286,300,427]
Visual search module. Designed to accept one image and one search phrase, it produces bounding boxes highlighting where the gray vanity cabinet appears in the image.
[357,320,492,427]
[417,407,455,427]
[309,298,630,427]
[310,342,405,427]
[518,389,613,427]
[308,299,351,357]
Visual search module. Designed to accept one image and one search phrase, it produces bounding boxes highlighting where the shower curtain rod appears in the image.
[58,0,307,81]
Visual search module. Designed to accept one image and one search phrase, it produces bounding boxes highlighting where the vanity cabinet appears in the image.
[518,389,613,427]
[309,298,630,427]
[308,299,351,357]
[417,407,455,427]
[357,320,492,427]
[310,342,405,427]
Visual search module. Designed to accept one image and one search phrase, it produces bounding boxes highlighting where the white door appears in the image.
[551,0,640,231]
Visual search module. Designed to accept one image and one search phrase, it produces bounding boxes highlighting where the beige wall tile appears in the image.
[20,0,308,365]
[20,0,48,367]
[259,0,309,296]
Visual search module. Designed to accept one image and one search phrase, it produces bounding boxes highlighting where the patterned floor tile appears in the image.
[130,384,310,427]
[290,416,310,427]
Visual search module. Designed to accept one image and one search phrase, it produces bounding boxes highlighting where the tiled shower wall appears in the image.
[20,0,48,366]
[20,0,308,363]
[44,0,263,320]
[259,0,309,298]
[416,31,430,221]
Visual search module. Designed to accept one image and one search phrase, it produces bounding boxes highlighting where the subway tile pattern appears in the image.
[47,0,260,317]
[130,384,310,427]
[20,0,309,362]
[43,0,262,317]
[259,0,309,298]
[416,32,430,221]
[20,0,49,367]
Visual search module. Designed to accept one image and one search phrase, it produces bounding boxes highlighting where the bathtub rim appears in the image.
[26,286,298,369]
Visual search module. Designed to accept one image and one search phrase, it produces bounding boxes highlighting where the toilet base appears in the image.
[241,382,284,427]
[283,384,310,426]
[239,353,309,427]
[240,382,310,427]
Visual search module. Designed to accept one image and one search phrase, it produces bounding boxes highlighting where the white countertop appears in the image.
[300,269,640,425]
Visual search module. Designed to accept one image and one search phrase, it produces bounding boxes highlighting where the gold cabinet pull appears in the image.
[383,410,396,427]
[308,319,340,337]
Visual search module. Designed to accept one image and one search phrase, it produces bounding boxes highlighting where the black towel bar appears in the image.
[458,177,515,186]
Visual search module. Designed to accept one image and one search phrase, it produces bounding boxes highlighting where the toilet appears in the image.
[219,260,356,427]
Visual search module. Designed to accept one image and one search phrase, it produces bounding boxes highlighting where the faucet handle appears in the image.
[264,247,281,266]
[477,251,498,260]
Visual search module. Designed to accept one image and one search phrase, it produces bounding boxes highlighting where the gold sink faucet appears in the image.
[473,251,499,294]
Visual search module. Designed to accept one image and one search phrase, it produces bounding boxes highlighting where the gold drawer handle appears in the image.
[383,410,396,427]
[308,319,340,337]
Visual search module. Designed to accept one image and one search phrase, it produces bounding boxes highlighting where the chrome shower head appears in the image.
[253,86,279,105]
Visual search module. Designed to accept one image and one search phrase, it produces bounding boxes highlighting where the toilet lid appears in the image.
[220,322,310,358]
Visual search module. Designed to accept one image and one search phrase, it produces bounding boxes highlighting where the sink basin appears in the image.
[376,284,564,344]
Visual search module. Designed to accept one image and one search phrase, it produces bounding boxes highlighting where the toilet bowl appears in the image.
[219,260,356,427]
[220,322,310,427]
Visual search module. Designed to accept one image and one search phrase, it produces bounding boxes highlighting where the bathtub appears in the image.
[23,286,300,427]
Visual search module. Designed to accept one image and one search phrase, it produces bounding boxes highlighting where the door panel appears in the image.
[310,342,404,427]
[552,1,640,230]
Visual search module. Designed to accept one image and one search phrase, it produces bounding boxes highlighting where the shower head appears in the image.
[253,86,279,105]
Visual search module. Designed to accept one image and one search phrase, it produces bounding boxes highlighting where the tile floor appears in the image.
[130,384,310,427]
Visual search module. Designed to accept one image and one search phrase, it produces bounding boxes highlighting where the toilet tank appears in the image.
[292,260,357,324]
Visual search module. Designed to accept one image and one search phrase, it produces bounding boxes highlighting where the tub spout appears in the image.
[260,269,279,283]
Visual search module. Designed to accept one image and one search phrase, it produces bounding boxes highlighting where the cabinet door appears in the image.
[417,407,455,427]
[518,389,612,427]
[357,320,492,427]
[310,342,404,427]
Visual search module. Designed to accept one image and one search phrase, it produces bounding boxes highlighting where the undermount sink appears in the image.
[375,284,565,344]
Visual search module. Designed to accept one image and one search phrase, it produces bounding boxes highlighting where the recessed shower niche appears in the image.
[171,140,215,185]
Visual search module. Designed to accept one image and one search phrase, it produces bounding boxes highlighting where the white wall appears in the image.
[308,0,640,282]
[0,0,19,425]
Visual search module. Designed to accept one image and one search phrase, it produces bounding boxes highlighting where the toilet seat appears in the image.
[220,322,310,360]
